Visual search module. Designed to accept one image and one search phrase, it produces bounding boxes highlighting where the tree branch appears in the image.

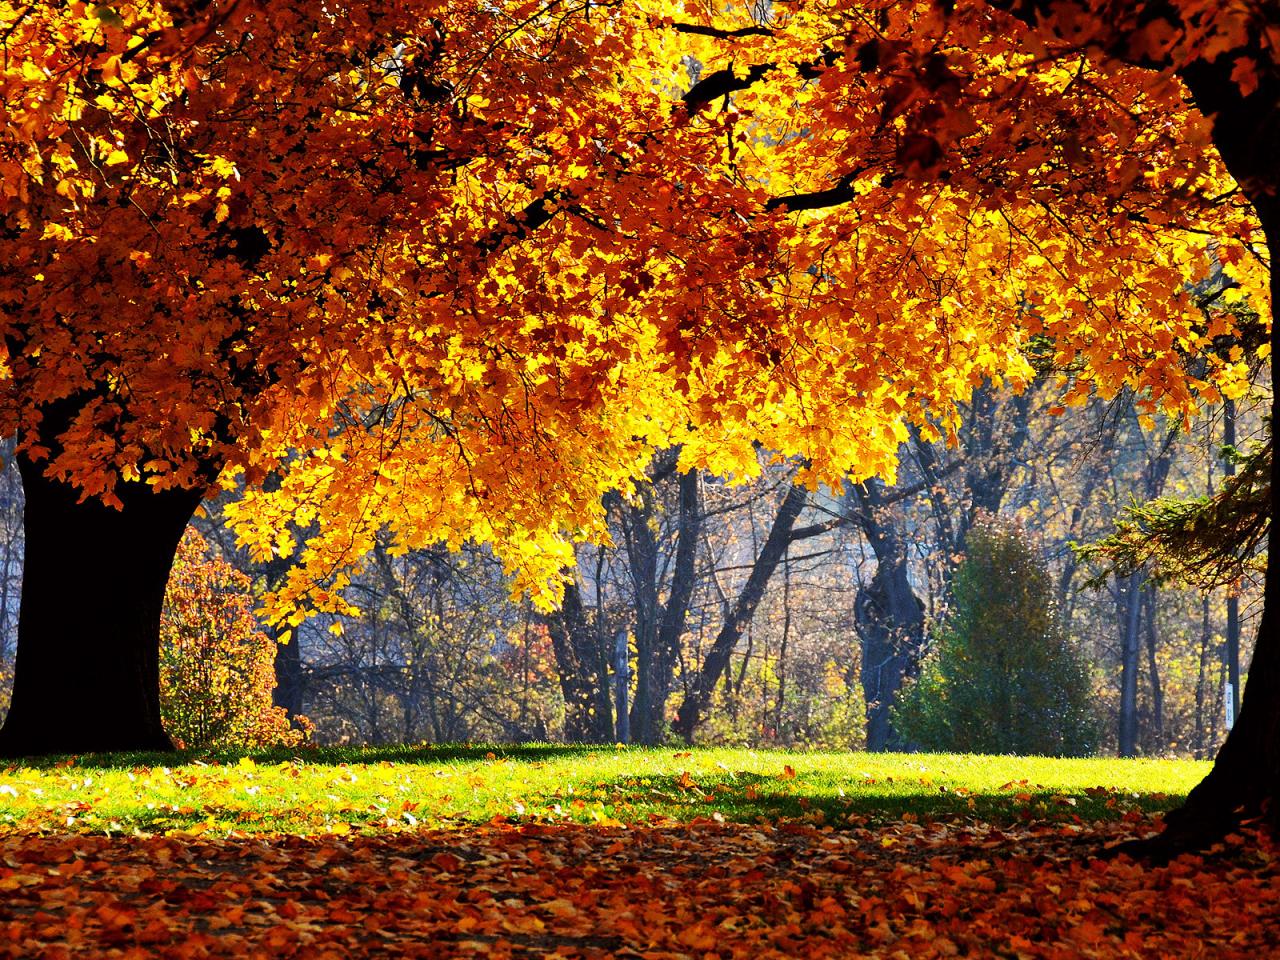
[667,22,774,40]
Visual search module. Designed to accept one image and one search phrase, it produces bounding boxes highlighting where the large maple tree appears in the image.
[0,0,1274,845]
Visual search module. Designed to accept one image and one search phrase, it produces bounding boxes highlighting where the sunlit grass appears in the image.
[0,744,1209,836]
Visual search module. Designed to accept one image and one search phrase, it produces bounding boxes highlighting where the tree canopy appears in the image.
[1,0,1267,621]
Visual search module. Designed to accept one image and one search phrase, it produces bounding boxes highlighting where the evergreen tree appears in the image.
[894,520,1098,756]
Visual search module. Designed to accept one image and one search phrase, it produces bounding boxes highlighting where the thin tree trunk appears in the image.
[774,552,792,744]
[1194,595,1211,761]
[1143,585,1164,751]
[1118,572,1142,758]
[0,456,203,756]
[613,627,630,743]
[1223,398,1242,722]
[673,482,807,742]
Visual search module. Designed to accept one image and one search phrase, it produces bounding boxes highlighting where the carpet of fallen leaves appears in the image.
[2,816,1277,958]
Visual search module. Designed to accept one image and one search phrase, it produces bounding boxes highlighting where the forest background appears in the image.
[0,382,1261,759]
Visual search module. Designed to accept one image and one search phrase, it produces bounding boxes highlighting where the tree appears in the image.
[894,520,1099,756]
[961,0,1278,848]
[159,530,302,750]
[298,540,553,744]
[544,580,615,744]
[1081,440,1269,592]
[2,0,731,753]
[674,477,810,741]
[848,478,928,751]
[1,3,1274,854]
[613,453,703,744]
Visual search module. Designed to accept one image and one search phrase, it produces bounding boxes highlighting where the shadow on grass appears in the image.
[8,742,600,770]
[38,783,1180,837]
[575,772,1185,826]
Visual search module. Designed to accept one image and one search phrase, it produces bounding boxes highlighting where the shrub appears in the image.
[160,530,305,749]
[893,519,1098,756]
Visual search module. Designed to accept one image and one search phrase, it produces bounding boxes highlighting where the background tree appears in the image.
[159,530,302,750]
[296,541,555,745]
[894,520,1099,756]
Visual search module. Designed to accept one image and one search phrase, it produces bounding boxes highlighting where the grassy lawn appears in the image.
[0,745,1209,836]
[0,742,1208,839]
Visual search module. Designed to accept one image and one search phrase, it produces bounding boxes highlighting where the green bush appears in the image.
[893,520,1098,756]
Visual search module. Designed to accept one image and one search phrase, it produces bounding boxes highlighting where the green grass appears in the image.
[0,744,1209,836]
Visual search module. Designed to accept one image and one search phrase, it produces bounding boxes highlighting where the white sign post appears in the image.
[1225,681,1235,731]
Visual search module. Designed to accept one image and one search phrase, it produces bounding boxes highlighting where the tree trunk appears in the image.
[1143,586,1164,751]
[545,580,613,743]
[1117,571,1142,757]
[1164,545,1280,843]
[623,482,662,742]
[1194,595,1211,761]
[849,480,926,751]
[1223,398,1242,722]
[1157,198,1280,846]
[613,627,631,743]
[0,456,203,757]
[857,563,926,751]
[1149,54,1280,845]
[272,626,305,721]
[623,462,701,744]
[673,481,807,742]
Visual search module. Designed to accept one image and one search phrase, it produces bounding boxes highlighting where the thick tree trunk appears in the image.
[1156,199,1280,847]
[857,563,927,751]
[849,480,926,751]
[0,456,203,757]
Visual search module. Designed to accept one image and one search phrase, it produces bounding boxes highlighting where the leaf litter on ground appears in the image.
[1,747,1277,957]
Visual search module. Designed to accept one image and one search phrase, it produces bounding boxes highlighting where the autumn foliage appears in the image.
[0,1,1268,615]
[0,0,1277,844]
[159,531,302,750]
[0,818,1277,958]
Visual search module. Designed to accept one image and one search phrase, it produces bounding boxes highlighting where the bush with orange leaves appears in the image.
[160,531,307,750]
